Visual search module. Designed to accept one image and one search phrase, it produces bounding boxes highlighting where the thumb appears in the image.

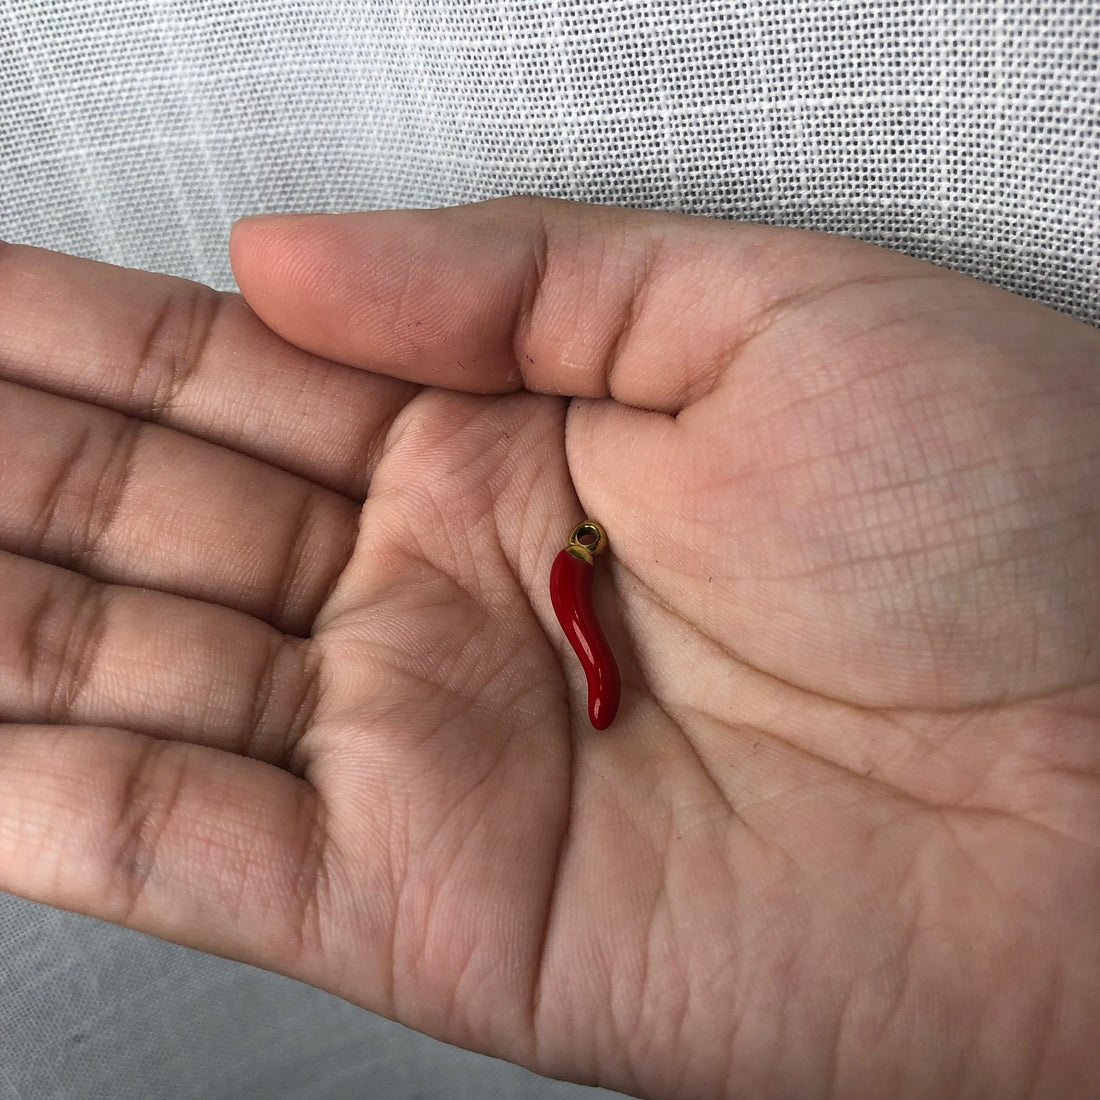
[228,195,850,414]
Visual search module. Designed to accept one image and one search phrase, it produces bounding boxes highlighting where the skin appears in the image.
[0,195,1097,1099]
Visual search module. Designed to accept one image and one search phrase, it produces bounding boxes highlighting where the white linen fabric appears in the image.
[2,1,1097,321]
[1,1,1097,1097]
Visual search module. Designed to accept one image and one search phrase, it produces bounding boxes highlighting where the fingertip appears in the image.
[228,212,320,275]
[228,213,349,347]
[228,212,280,287]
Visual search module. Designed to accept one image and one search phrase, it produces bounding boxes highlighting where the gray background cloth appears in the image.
[1,1,1097,1097]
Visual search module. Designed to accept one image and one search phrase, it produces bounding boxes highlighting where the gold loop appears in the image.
[568,520,608,560]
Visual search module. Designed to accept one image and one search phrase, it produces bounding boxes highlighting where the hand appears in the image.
[1,197,1097,1100]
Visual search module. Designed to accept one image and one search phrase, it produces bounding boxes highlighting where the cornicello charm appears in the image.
[550,520,621,729]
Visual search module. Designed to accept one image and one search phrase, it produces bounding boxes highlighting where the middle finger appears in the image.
[0,379,357,634]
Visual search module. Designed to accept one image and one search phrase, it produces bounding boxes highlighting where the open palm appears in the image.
[1,197,1097,1100]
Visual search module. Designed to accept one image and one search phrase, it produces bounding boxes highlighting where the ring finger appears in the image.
[0,550,316,767]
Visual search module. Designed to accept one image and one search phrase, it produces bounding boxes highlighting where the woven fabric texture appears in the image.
[2,0,1098,321]
[1,2,1097,1099]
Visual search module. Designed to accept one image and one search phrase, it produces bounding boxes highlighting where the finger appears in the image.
[0,723,340,982]
[228,195,909,412]
[0,550,315,767]
[0,240,418,499]
[0,379,357,634]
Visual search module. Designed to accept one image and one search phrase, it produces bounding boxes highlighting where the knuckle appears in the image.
[105,738,184,924]
[77,417,142,567]
[30,413,142,573]
[130,282,224,415]
[24,574,108,722]
[509,209,551,370]
[507,203,664,396]
[244,634,318,770]
[286,785,328,963]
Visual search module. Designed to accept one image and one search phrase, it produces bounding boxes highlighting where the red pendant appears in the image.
[550,521,621,729]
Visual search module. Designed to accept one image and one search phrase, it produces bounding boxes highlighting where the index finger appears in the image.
[0,241,418,499]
